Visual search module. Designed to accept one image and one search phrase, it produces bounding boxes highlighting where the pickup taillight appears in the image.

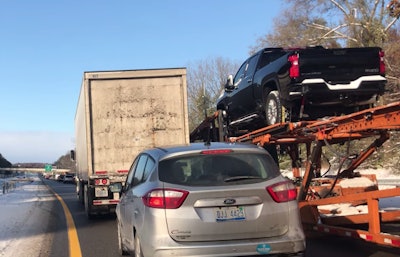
[379,50,385,75]
[288,54,300,79]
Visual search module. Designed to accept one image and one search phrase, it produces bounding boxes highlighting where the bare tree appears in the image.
[384,23,400,100]
[0,153,12,168]
[252,0,399,49]
[251,0,399,93]
[54,152,76,172]
[251,0,400,170]
[250,8,341,53]
[186,57,239,131]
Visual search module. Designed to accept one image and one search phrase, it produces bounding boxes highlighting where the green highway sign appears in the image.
[44,164,52,172]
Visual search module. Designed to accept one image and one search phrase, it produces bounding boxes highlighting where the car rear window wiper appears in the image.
[224,176,262,182]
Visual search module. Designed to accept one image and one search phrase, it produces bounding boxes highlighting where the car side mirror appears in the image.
[224,75,234,91]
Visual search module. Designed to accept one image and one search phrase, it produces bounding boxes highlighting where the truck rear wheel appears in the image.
[265,90,282,125]
[134,233,144,257]
[118,222,130,255]
[77,181,84,204]
[84,184,95,219]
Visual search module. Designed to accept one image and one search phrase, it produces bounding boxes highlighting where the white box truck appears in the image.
[72,68,189,218]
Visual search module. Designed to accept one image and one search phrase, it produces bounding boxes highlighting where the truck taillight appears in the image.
[288,54,300,79]
[379,50,385,75]
[267,181,297,203]
[142,188,188,209]
[95,178,109,185]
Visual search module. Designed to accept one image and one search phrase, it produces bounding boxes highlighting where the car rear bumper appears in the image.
[144,235,306,257]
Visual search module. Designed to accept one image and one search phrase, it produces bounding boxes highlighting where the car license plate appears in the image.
[95,187,108,197]
[214,206,246,222]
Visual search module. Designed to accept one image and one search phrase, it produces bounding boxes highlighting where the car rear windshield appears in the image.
[158,152,280,186]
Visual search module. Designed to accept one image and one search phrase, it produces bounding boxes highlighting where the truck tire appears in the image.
[265,90,282,126]
[84,184,95,219]
[118,222,130,255]
[77,181,84,204]
[134,233,144,257]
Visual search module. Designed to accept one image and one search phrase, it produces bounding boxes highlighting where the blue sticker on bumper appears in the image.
[256,244,271,254]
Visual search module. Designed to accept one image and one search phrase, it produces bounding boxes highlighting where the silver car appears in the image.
[116,142,306,257]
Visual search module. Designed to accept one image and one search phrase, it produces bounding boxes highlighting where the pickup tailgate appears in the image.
[298,47,383,82]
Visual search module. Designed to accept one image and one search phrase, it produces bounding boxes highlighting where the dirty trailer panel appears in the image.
[74,68,189,217]
[89,72,188,174]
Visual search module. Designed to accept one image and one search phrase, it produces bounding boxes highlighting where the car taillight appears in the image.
[267,181,297,203]
[379,50,385,75]
[142,188,189,209]
[288,54,300,79]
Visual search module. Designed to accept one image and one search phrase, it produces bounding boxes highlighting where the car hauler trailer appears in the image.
[190,102,400,248]
[73,68,189,218]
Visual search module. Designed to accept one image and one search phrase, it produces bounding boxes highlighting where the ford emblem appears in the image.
[224,199,236,205]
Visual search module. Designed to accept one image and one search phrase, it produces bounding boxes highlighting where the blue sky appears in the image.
[0,1,283,164]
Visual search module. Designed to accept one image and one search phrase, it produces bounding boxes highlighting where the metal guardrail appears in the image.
[0,167,71,173]
[1,181,17,194]
[377,179,400,186]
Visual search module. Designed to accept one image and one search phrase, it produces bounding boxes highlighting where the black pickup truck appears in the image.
[216,46,386,136]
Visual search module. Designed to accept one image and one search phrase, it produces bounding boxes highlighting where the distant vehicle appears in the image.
[57,174,65,182]
[63,174,75,184]
[116,142,305,257]
[217,46,386,136]
[72,68,190,218]
[54,174,61,181]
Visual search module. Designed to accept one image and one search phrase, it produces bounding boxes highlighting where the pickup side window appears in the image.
[245,55,258,79]
[233,55,259,87]
[257,51,286,70]
[233,61,247,86]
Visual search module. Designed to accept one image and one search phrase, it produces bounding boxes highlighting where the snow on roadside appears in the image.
[0,174,55,257]
[282,168,400,217]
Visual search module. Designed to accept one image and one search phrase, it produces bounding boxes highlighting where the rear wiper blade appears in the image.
[224,176,261,182]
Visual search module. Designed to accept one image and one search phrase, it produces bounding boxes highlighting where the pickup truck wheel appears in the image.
[265,90,282,125]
